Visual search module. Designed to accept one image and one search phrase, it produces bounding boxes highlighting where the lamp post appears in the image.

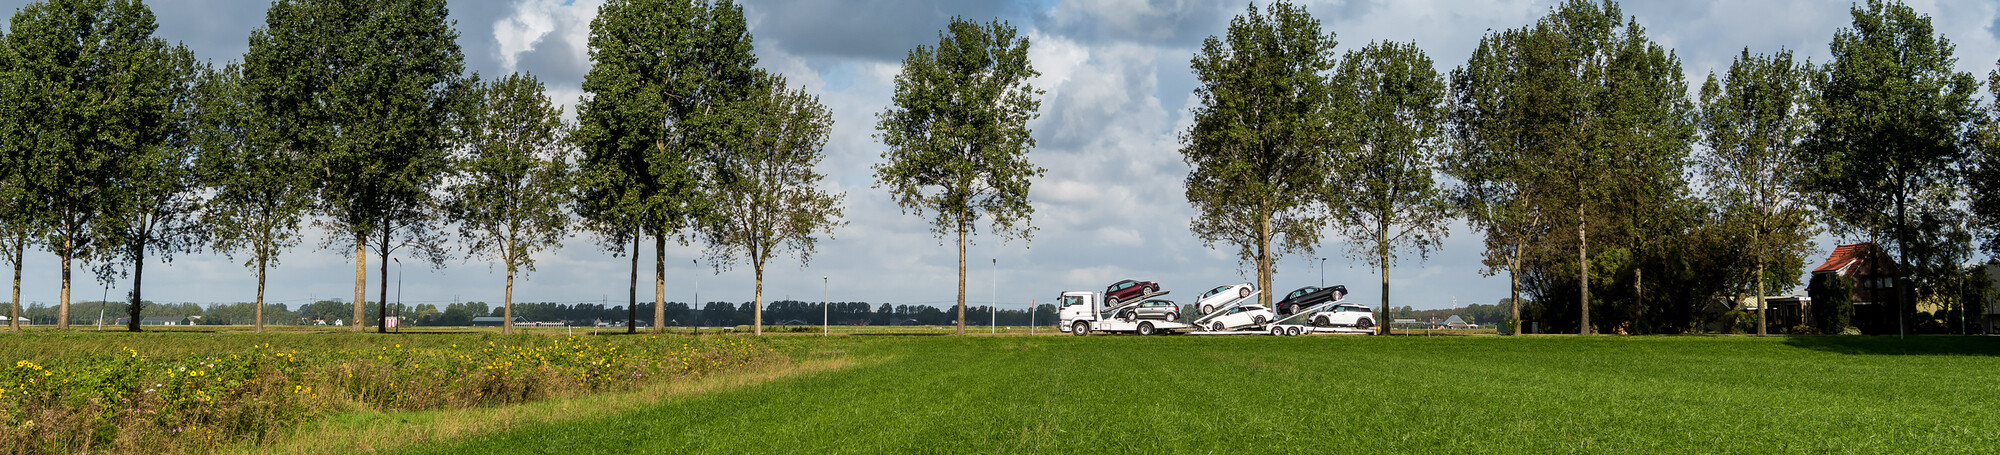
[822,276,829,337]
[991,258,997,334]
[1318,257,1327,287]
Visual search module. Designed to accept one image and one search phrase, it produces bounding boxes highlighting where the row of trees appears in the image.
[7,299,1064,328]
[0,0,850,335]
[1184,0,2000,335]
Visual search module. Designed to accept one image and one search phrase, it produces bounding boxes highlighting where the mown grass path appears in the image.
[407,335,2000,454]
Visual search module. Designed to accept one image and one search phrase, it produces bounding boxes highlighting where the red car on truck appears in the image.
[1104,279,1159,306]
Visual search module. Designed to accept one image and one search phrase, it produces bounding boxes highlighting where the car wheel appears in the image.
[1165,312,1178,322]
[1201,305,1214,314]
[1270,326,1285,336]
[1357,318,1374,330]
[1144,285,1158,295]
[1254,315,1267,326]
[1212,321,1226,332]
[1138,322,1156,336]
[1120,311,1136,323]
[1239,287,1250,298]
[1106,297,1120,307]
[1072,321,1090,336]
[1314,316,1330,327]
[1288,326,1303,336]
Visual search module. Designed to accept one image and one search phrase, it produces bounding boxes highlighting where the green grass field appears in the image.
[395,335,1999,454]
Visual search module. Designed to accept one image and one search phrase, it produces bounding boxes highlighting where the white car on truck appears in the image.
[1059,290,1189,335]
[1201,304,1274,332]
[1194,283,1254,314]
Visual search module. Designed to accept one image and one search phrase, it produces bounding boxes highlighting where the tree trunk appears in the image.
[255,245,267,333]
[59,237,71,330]
[654,233,666,334]
[352,235,366,332]
[627,229,638,334]
[9,236,20,331]
[127,242,145,332]
[378,222,390,334]
[1755,260,1767,337]
[1633,267,1643,334]
[1257,211,1273,310]
[754,260,765,336]
[1379,223,1391,336]
[1509,246,1522,335]
[956,208,967,336]
[1896,188,1909,337]
[1578,205,1591,335]
[504,237,515,336]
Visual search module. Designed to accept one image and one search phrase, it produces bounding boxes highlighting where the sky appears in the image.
[2,0,1998,315]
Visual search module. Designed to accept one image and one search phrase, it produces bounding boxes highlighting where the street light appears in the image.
[822,276,829,337]
[394,258,402,333]
[1319,257,1327,287]
[991,258,997,334]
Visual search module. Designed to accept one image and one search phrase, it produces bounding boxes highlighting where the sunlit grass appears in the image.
[411,335,2000,454]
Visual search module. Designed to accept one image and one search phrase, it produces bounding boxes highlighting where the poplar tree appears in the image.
[244,0,468,332]
[1330,41,1453,335]
[576,0,759,334]
[874,17,1043,335]
[197,63,312,333]
[108,47,203,333]
[1448,0,1693,334]
[706,74,845,336]
[1182,1,1335,311]
[449,73,572,335]
[4,0,188,330]
[1447,27,1548,335]
[0,23,29,332]
[1698,48,1818,337]
[1803,0,1982,336]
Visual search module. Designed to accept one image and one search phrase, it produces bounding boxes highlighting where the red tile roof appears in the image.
[1812,243,1866,273]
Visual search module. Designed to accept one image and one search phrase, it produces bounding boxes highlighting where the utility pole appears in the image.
[991,258,997,334]
[823,276,829,337]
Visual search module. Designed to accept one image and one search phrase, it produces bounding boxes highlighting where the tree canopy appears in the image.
[874,16,1043,335]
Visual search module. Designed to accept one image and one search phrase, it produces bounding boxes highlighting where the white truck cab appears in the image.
[1058,290,1188,335]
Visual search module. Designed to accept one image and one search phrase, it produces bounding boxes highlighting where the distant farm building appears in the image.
[1811,242,1905,334]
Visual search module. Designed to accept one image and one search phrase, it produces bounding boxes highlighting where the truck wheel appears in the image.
[1212,321,1226,332]
[1138,322,1156,336]
[1287,326,1303,336]
[1072,321,1090,336]
[1357,318,1374,330]
[1269,326,1284,336]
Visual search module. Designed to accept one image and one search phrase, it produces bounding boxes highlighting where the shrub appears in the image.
[1,335,774,454]
[1786,325,1821,335]
[1806,273,1854,334]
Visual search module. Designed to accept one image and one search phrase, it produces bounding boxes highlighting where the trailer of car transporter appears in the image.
[1187,290,1278,335]
[1265,299,1377,336]
[1058,290,1191,335]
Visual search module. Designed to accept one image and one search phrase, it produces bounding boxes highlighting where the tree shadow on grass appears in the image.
[1782,336,2000,357]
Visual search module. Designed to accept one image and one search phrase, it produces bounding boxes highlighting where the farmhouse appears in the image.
[114,316,193,326]
[1811,242,1904,334]
[470,316,528,327]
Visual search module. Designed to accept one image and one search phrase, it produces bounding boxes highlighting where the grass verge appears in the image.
[239,355,861,454]
[410,335,2000,454]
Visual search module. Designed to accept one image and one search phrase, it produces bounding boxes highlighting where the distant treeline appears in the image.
[9,300,1064,328]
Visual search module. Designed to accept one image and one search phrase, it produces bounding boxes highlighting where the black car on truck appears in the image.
[1276,285,1348,316]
